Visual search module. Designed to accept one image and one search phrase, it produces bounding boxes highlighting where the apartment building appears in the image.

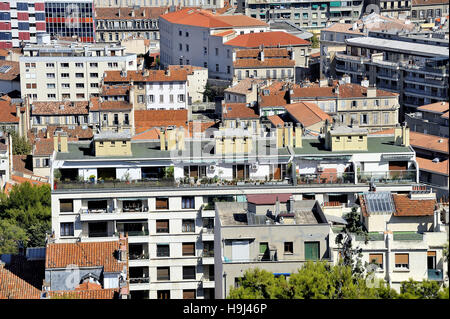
[167,65,209,104]
[103,69,188,110]
[406,101,449,137]
[379,0,412,19]
[0,132,11,189]
[236,0,365,28]
[214,197,332,298]
[334,36,449,113]
[49,117,423,298]
[44,0,95,42]
[224,78,267,104]
[19,41,137,102]
[95,7,167,43]
[328,189,448,292]
[159,8,269,81]
[0,0,46,49]
[410,0,450,23]
[319,13,415,79]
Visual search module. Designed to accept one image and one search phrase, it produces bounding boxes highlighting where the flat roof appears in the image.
[346,37,449,57]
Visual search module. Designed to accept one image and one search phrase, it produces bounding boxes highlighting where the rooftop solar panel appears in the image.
[364,192,395,214]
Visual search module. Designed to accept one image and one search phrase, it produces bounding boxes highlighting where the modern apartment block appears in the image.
[214,196,332,298]
[236,0,366,28]
[19,41,137,102]
[410,0,450,23]
[0,0,46,49]
[49,117,423,298]
[95,6,167,43]
[379,0,412,19]
[334,36,449,114]
[44,0,96,42]
[405,101,449,137]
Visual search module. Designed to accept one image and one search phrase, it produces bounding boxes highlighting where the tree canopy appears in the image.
[0,182,51,254]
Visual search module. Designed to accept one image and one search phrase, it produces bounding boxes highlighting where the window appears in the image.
[182,219,195,233]
[395,254,409,269]
[383,112,390,124]
[156,197,169,210]
[182,242,195,256]
[169,94,174,103]
[76,93,85,99]
[156,220,169,233]
[183,289,196,299]
[61,83,70,89]
[46,63,54,68]
[62,93,70,99]
[369,253,383,269]
[148,95,154,103]
[60,199,73,212]
[157,267,170,281]
[182,196,195,209]
[157,290,170,299]
[157,244,170,257]
[124,114,129,125]
[178,94,185,102]
[183,266,196,280]
[186,44,189,52]
[75,63,84,68]
[179,43,182,51]
[159,95,164,103]
[76,83,84,88]
[259,242,269,255]
[75,73,84,78]
[60,222,74,236]
[304,242,320,260]
[90,83,99,88]
[47,94,56,99]
[60,63,69,68]
[90,63,98,68]
[284,242,293,254]
[90,73,98,78]
[46,73,55,79]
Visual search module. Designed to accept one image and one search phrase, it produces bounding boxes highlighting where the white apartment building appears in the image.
[19,41,137,102]
[49,119,425,299]
[94,0,225,8]
[159,8,269,81]
[103,69,188,110]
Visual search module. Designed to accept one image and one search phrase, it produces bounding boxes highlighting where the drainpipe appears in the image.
[384,230,393,286]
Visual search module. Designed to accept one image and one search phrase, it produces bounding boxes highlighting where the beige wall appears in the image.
[331,134,368,152]
[95,140,132,156]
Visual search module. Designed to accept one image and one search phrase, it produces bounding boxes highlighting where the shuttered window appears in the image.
[395,253,409,269]
[305,242,320,260]
[369,254,383,268]
[183,266,196,280]
[157,267,170,281]
[156,220,169,233]
[183,289,196,299]
[182,243,195,256]
[60,199,73,212]
[156,197,169,210]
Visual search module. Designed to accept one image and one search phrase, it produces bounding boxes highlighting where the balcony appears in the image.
[201,228,214,241]
[54,178,175,190]
[201,250,215,265]
[357,170,416,184]
[297,172,355,185]
[427,269,444,281]
[129,277,151,291]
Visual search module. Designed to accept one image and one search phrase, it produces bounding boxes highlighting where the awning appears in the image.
[330,1,341,6]
[321,3,327,7]
[273,273,291,276]
[117,198,146,201]
[312,4,319,9]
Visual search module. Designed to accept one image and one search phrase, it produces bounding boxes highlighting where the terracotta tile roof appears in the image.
[89,97,132,111]
[225,31,309,48]
[95,6,168,20]
[236,48,290,59]
[13,155,34,175]
[223,103,259,119]
[392,194,436,216]
[0,60,20,81]
[75,281,102,290]
[167,64,207,75]
[29,126,93,143]
[103,69,187,83]
[48,288,119,299]
[187,121,217,137]
[310,52,320,58]
[322,23,365,35]
[0,100,19,123]
[259,90,289,108]
[247,193,292,204]
[212,30,235,37]
[0,254,45,291]
[101,85,130,96]
[234,58,295,68]
[0,48,9,57]
[224,78,265,95]
[45,241,124,273]
[417,101,449,114]
[132,127,160,140]
[31,101,89,115]
[291,83,397,99]
[161,8,267,28]
[285,102,332,128]
[410,131,449,154]
[134,109,188,132]
[412,0,448,6]
[0,266,41,299]
[417,157,449,176]
[267,114,284,127]
[442,111,449,119]
[11,175,49,186]
[34,139,54,156]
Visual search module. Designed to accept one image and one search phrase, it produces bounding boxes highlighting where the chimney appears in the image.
[177,126,185,151]
[260,49,264,62]
[275,196,280,218]
[166,127,177,150]
[276,124,284,148]
[289,196,294,213]
[366,85,376,97]
[160,129,166,150]
[53,132,68,153]
[232,50,236,62]
[401,122,410,147]
[295,123,303,148]
[394,124,402,145]
[284,122,293,147]
[433,208,443,232]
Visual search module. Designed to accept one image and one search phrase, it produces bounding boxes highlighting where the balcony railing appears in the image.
[55,179,175,190]
[357,170,416,184]
[427,269,443,281]
[297,172,355,185]
[129,277,150,284]
[129,253,149,260]
[125,230,149,237]
[202,250,214,258]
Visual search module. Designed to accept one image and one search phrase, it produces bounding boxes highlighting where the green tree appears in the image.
[398,279,442,299]
[0,219,28,255]
[6,130,32,155]
[288,262,335,299]
[310,34,319,48]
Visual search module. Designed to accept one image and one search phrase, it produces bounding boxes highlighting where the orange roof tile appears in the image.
[392,194,436,216]
[223,103,259,119]
[134,109,188,131]
[34,139,54,156]
[103,69,187,83]
[417,101,449,114]
[48,288,119,299]
[31,101,89,115]
[0,100,19,123]
[417,157,449,176]
[0,60,20,81]
[12,155,34,175]
[75,281,102,291]
[11,175,48,186]
[267,114,284,127]
[45,241,125,273]
[0,266,41,299]
[101,84,130,96]
[132,127,160,140]
[212,30,235,37]
[95,6,168,20]
[285,102,332,128]
[225,31,309,48]
[410,131,449,154]
[234,58,295,68]
[89,97,132,111]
